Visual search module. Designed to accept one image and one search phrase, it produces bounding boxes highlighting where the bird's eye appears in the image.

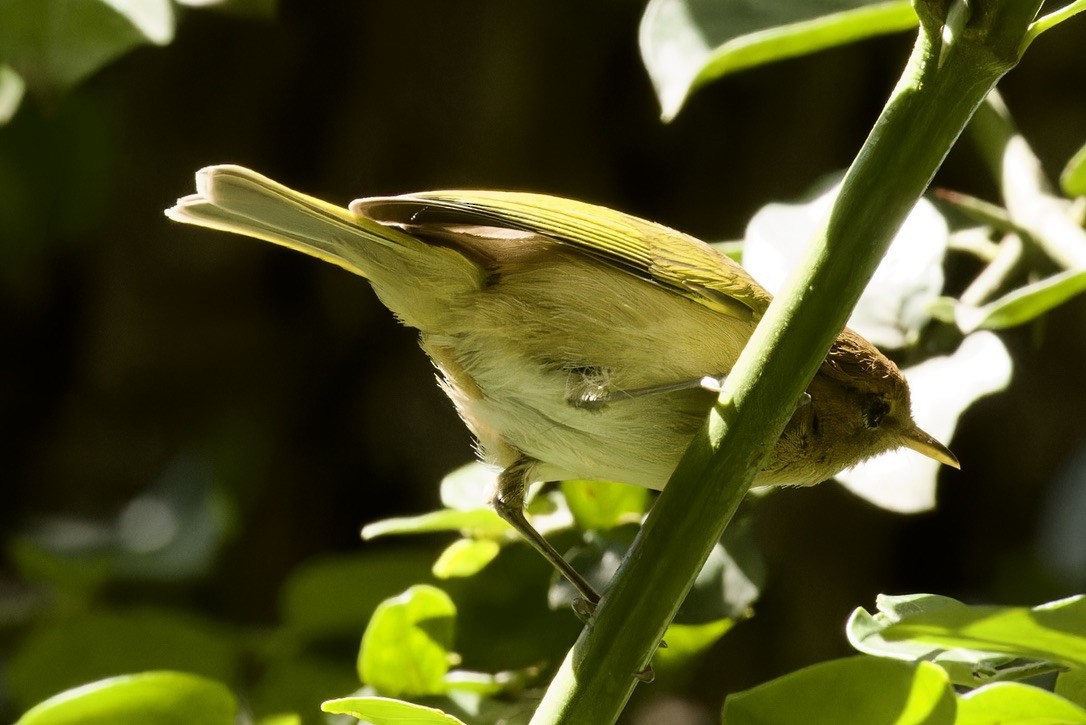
[864,397,891,429]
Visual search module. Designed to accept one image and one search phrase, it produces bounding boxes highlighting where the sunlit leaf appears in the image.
[744,180,949,350]
[560,479,649,531]
[957,682,1086,725]
[15,671,236,725]
[361,509,509,540]
[848,594,1027,687]
[439,462,499,511]
[657,618,734,669]
[175,0,277,17]
[1063,141,1086,197]
[255,714,302,725]
[880,595,1086,668]
[322,696,466,725]
[722,657,955,724]
[944,268,1086,333]
[836,332,1012,512]
[432,538,501,579]
[0,65,25,124]
[0,0,174,98]
[358,586,457,697]
[640,0,916,120]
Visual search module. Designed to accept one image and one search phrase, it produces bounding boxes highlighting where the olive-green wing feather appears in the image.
[351,191,772,319]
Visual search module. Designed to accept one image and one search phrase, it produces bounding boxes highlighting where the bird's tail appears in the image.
[165,165,482,329]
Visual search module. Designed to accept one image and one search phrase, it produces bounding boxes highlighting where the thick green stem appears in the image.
[531,2,1039,723]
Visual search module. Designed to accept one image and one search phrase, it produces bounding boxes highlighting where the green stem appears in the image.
[1024,0,1086,46]
[531,2,1040,723]
[960,233,1024,306]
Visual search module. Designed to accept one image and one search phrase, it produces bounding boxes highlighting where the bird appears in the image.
[166,165,958,607]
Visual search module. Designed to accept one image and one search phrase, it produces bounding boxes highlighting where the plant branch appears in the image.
[1024,0,1086,46]
[531,1,1042,722]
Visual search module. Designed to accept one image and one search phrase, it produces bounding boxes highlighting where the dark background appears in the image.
[3,2,1086,722]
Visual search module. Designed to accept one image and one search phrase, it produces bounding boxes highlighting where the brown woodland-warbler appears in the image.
[166,165,958,605]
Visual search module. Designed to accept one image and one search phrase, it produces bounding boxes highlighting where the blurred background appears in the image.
[2,1,1085,723]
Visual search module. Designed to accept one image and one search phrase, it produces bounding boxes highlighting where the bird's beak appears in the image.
[901,424,960,469]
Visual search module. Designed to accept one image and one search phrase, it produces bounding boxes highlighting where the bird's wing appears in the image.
[351,190,772,319]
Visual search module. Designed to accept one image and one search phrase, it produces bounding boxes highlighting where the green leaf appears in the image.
[881,595,1086,669]
[255,715,302,725]
[0,64,25,124]
[956,682,1086,725]
[0,0,174,98]
[1058,669,1086,709]
[1063,141,1086,197]
[322,696,466,725]
[560,480,649,531]
[358,586,457,697]
[361,509,510,540]
[945,269,1086,333]
[722,657,955,724]
[432,538,501,579]
[549,516,763,622]
[6,609,239,712]
[656,618,734,669]
[279,549,438,640]
[16,671,236,725]
[639,0,917,120]
[679,513,764,622]
[848,594,1026,687]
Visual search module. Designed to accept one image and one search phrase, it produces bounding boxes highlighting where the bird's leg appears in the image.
[493,457,662,683]
[567,370,728,410]
[492,458,602,610]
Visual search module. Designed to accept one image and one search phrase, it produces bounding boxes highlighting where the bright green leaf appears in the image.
[881,595,1086,668]
[6,609,238,712]
[849,594,1026,686]
[639,0,917,120]
[361,509,509,540]
[957,682,1086,725]
[255,715,302,725]
[0,65,25,124]
[16,671,236,725]
[1058,669,1086,709]
[0,0,174,98]
[1063,141,1086,197]
[432,538,501,578]
[657,618,734,669]
[723,657,955,724]
[358,586,457,697]
[560,479,649,531]
[279,549,437,640]
[322,696,466,725]
[948,269,1086,333]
